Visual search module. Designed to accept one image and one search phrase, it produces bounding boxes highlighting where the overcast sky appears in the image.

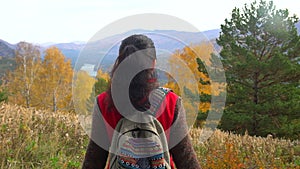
[1,0,299,44]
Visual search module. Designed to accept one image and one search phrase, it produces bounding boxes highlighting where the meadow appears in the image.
[0,103,299,169]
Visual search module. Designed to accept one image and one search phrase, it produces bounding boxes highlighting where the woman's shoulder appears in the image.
[96,91,109,106]
[160,87,179,99]
[97,91,108,99]
[157,87,179,107]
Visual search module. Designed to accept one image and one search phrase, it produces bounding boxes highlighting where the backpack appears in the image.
[108,87,171,169]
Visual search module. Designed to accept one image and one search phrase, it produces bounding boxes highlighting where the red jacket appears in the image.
[97,91,179,169]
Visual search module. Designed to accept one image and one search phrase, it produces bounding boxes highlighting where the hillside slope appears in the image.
[0,103,299,168]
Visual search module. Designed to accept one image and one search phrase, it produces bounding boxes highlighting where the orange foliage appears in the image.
[35,47,73,111]
[165,42,215,113]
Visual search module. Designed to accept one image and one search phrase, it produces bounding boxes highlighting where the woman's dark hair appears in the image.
[106,34,159,111]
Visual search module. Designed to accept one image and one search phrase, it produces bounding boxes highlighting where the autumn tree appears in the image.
[85,69,110,114]
[7,42,41,108]
[217,0,300,139]
[73,70,96,115]
[165,42,224,126]
[34,47,73,112]
[94,69,109,95]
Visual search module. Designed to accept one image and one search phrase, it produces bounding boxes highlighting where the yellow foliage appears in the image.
[34,47,73,111]
[73,70,96,115]
[165,42,216,113]
[96,69,110,82]
[183,43,214,95]
[7,42,41,108]
[199,102,210,112]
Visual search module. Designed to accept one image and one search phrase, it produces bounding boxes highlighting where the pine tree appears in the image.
[217,0,300,139]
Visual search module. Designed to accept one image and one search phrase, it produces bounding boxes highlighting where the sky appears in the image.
[1,0,300,44]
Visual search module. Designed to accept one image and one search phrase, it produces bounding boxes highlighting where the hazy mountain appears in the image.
[42,42,85,50]
[0,40,16,78]
[74,29,222,71]
[0,39,15,58]
[1,20,299,69]
[39,42,57,47]
[38,42,85,66]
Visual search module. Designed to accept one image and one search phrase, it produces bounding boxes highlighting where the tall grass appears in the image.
[0,103,299,168]
[0,103,86,168]
[191,129,300,169]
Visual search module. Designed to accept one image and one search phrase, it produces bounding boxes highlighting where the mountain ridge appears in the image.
[0,39,15,58]
[0,21,299,64]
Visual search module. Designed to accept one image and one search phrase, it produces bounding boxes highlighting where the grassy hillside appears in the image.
[0,103,299,169]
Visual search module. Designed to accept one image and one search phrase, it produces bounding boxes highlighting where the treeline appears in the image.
[0,40,216,116]
[0,40,220,129]
[0,42,109,113]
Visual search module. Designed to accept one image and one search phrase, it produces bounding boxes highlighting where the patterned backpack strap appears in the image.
[109,87,173,169]
[147,87,171,115]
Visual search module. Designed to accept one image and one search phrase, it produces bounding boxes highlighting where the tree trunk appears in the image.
[252,72,259,134]
[53,92,57,112]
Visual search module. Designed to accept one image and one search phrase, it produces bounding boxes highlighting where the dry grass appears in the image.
[191,129,300,169]
[0,103,299,169]
[0,103,86,169]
